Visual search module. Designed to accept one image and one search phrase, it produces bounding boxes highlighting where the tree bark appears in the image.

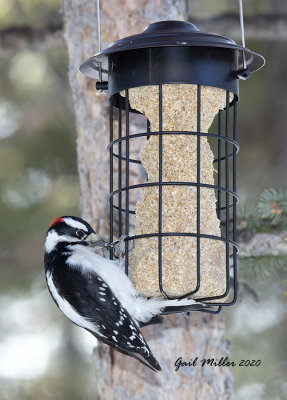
[62,1,233,398]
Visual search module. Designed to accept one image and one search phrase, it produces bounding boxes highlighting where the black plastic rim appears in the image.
[80,20,265,81]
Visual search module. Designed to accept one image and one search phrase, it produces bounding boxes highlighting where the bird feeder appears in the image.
[80,20,264,314]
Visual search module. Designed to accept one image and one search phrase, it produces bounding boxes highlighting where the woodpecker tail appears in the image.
[87,328,161,372]
[133,349,162,372]
[162,301,206,314]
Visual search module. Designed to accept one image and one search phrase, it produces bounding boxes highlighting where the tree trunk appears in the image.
[62,1,233,398]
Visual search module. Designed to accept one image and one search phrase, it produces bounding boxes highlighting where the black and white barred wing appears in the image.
[51,265,161,371]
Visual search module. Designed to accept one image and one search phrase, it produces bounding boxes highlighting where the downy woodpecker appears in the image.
[44,216,205,371]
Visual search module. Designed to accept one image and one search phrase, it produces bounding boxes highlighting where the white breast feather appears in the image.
[66,245,200,324]
[66,245,141,317]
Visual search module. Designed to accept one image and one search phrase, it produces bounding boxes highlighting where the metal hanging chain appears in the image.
[238,0,247,70]
[97,0,102,53]
[97,0,103,82]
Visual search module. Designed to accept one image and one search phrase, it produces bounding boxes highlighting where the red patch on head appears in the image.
[50,217,64,226]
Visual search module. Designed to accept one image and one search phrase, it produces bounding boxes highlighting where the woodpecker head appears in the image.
[45,216,107,254]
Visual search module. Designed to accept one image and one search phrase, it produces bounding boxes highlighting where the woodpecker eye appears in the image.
[76,229,86,240]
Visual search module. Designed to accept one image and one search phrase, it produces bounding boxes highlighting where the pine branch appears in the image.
[191,13,287,41]
[1,13,287,56]
[238,195,287,257]
[238,188,287,234]
[238,231,287,258]
[239,255,287,280]
[0,23,64,57]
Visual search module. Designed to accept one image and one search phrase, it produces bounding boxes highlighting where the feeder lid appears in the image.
[80,20,265,80]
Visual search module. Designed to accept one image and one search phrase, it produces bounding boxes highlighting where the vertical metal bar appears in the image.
[147,118,151,140]
[109,97,114,259]
[238,0,247,70]
[232,99,237,243]
[232,98,238,302]
[217,111,222,220]
[118,94,122,238]
[195,85,201,293]
[225,91,230,291]
[96,0,103,82]
[158,84,165,296]
[125,90,130,274]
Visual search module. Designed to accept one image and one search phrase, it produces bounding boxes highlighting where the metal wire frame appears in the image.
[108,85,238,314]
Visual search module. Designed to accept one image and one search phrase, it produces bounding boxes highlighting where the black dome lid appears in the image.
[80,20,265,79]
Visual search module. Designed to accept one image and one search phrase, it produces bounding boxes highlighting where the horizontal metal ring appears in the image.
[112,201,237,215]
[108,181,239,202]
[126,231,238,250]
[107,130,239,149]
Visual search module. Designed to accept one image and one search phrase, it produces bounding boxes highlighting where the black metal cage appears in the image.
[80,20,265,315]
[106,86,238,315]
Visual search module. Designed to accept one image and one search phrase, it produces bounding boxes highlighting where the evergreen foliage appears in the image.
[238,188,287,232]
[239,255,287,280]
[238,189,287,298]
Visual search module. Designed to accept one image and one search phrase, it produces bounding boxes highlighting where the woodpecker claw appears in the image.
[104,235,134,262]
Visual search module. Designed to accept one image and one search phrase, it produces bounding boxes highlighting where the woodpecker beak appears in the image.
[85,233,107,248]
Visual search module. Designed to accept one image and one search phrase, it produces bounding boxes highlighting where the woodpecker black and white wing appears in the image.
[45,262,161,371]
